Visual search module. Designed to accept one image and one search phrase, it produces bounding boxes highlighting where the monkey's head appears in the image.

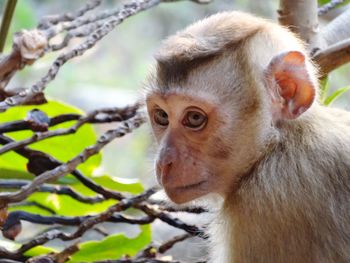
[145,12,318,204]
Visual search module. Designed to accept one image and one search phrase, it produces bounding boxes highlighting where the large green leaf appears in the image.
[67,225,152,263]
[0,100,101,178]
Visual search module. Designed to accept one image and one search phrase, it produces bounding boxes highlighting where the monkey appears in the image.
[145,11,350,263]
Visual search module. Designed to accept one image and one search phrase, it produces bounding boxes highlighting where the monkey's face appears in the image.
[146,90,261,204]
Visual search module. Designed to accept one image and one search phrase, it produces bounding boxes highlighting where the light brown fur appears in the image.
[146,11,350,263]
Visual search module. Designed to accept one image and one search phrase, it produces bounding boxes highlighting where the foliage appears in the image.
[1,100,149,262]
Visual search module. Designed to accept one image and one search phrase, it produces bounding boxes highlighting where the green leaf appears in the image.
[0,100,101,177]
[25,245,57,257]
[91,175,144,194]
[324,86,350,106]
[318,0,330,4]
[67,225,152,263]
[0,168,34,181]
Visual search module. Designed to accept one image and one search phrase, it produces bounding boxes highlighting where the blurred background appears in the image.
[0,0,350,261]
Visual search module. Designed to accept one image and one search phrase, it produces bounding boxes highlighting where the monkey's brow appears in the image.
[156,54,220,88]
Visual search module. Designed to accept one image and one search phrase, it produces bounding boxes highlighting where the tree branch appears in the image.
[278,0,324,54]
[0,104,140,155]
[158,233,192,254]
[38,0,102,30]
[313,38,350,77]
[321,8,350,46]
[3,210,155,229]
[0,179,104,204]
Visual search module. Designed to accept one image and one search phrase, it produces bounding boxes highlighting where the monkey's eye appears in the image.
[153,109,169,126]
[183,109,207,130]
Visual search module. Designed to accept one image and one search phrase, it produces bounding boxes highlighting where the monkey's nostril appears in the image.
[161,162,172,178]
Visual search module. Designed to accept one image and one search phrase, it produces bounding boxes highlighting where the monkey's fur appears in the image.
[146,12,350,263]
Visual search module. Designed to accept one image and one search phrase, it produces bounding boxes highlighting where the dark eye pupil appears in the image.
[154,109,169,126]
[185,111,207,129]
[190,113,202,122]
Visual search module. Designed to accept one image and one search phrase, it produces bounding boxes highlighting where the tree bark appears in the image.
[278,0,326,54]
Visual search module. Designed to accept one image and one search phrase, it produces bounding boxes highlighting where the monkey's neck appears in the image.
[210,106,350,263]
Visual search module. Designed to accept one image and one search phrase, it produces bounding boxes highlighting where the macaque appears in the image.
[145,11,350,263]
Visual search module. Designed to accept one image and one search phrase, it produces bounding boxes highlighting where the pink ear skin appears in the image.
[265,51,316,120]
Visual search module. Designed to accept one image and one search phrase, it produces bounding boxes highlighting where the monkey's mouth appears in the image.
[169,180,207,192]
[163,180,209,204]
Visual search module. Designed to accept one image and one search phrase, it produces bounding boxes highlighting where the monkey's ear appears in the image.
[265,51,316,120]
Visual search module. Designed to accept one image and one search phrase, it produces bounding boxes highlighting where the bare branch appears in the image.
[0,179,104,204]
[138,204,205,237]
[158,233,192,254]
[38,0,103,30]
[321,8,350,46]
[3,210,155,229]
[0,104,140,155]
[51,241,80,263]
[0,30,47,93]
[313,38,350,77]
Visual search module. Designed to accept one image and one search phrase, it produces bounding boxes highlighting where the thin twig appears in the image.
[0,104,140,155]
[3,210,155,229]
[0,179,104,204]
[38,0,103,30]
[158,233,192,254]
